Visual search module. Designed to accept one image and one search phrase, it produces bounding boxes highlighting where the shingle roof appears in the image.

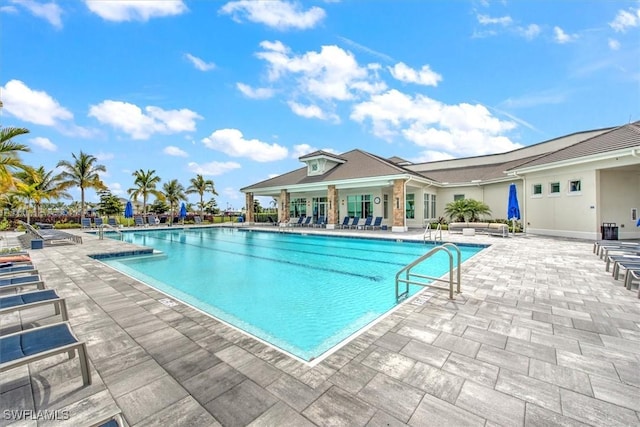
[509,121,640,170]
[421,155,543,184]
[241,149,426,191]
[298,150,346,162]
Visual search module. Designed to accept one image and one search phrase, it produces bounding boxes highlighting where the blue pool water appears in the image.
[102,228,484,361]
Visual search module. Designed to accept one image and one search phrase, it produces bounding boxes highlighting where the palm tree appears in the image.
[128,169,163,215]
[0,127,32,193]
[162,179,187,224]
[12,181,37,224]
[186,174,217,218]
[15,166,71,217]
[444,198,491,222]
[56,151,107,217]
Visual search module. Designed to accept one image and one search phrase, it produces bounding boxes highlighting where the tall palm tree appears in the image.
[0,127,32,193]
[186,174,217,218]
[163,179,187,224]
[12,181,37,224]
[56,151,107,217]
[128,169,163,215]
[14,166,71,217]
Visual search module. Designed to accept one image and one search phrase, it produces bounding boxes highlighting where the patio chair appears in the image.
[313,216,326,228]
[147,215,159,226]
[194,216,202,224]
[134,216,145,227]
[107,218,118,227]
[81,218,92,229]
[623,268,640,297]
[604,254,640,272]
[0,274,45,292]
[0,322,91,386]
[94,217,104,228]
[20,221,82,245]
[612,260,640,281]
[359,216,373,229]
[267,216,277,226]
[291,217,304,227]
[301,216,312,227]
[339,216,351,229]
[349,216,360,229]
[0,264,37,277]
[368,216,383,230]
[0,289,68,321]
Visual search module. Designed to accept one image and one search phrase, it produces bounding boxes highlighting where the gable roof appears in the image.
[298,150,346,162]
[509,121,640,171]
[241,149,427,192]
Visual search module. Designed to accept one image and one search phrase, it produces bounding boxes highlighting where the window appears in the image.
[347,194,372,218]
[423,194,430,220]
[550,182,560,194]
[406,194,415,219]
[424,193,437,220]
[453,194,465,201]
[431,194,437,219]
[383,194,389,219]
[289,198,306,217]
[569,180,581,192]
[311,163,318,171]
[532,184,542,195]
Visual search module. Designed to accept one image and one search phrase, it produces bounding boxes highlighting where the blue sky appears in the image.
[2,0,639,211]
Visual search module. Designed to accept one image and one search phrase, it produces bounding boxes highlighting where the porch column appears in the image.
[392,179,406,232]
[245,192,254,223]
[327,185,339,229]
[279,189,290,223]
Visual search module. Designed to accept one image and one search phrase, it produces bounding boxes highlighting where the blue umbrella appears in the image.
[507,183,520,234]
[124,201,134,227]
[179,202,187,223]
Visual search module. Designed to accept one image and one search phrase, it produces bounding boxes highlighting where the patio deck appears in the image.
[1,226,639,426]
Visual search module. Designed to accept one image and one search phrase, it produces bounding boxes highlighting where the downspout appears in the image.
[632,148,640,157]
[511,172,526,234]
[403,176,414,231]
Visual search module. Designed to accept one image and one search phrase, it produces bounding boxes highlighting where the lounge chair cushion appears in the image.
[0,323,78,364]
[0,255,30,263]
[0,275,40,286]
[0,290,58,309]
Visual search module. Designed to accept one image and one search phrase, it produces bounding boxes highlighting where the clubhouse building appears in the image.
[241,121,640,240]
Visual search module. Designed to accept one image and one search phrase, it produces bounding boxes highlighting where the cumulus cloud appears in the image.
[219,0,325,30]
[610,7,640,32]
[553,26,577,44]
[256,41,380,101]
[2,79,73,126]
[108,182,124,195]
[236,83,275,99]
[187,161,241,176]
[477,14,513,26]
[202,129,288,162]
[30,137,57,151]
[388,62,442,86]
[10,0,63,28]
[85,0,187,22]
[412,150,455,163]
[163,146,188,157]
[518,24,541,40]
[350,89,520,157]
[288,101,339,122]
[88,100,202,140]
[608,38,621,50]
[185,53,216,71]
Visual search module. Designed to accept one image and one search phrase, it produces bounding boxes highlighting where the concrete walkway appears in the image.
[1,226,639,426]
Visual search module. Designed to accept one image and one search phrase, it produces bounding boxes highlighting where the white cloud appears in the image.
[10,0,63,28]
[388,62,442,86]
[477,14,513,26]
[350,89,520,157]
[288,101,339,122]
[610,7,640,32]
[85,0,188,22]
[256,41,380,101]
[518,24,541,40]
[201,128,288,162]
[291,143,316,158]
[1,79,73,126]
[608,38,621,50]
[219,0,325,30]
[222,186,241,200]
[185,53,216,71]
[337,36,395,63]
[163,146,188,157]
[95,151,114,161]
[412,150,455,163]
[188,161,241,176]
[108,182,124,195]
[553,26,577,44]
[30,137,57,151]
[236,83,275,99]
[88,100,202,140]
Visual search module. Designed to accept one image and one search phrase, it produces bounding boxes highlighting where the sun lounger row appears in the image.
[340,216,384,230]
[20,221,82,245]
[594,241,640,298]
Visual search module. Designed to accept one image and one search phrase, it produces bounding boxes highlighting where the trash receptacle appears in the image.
[601,223,618,240]
[30,239,44,249]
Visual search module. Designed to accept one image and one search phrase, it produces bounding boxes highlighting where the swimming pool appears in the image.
[102,228,484,362]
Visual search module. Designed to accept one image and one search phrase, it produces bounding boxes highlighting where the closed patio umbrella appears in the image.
[507,183,521,235]
[179,202,187,224]
[124,201,133,227]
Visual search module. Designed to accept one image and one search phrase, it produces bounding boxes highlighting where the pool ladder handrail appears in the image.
[395,243,461,302]
[98,223,123,240]
[423,222,442,242]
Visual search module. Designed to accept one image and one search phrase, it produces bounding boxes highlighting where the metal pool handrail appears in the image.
[395,243,461,302]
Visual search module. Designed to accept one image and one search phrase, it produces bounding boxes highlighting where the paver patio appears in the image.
[1,226,639,426]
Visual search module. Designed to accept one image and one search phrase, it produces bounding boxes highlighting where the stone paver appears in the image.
[1,228,639,427]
